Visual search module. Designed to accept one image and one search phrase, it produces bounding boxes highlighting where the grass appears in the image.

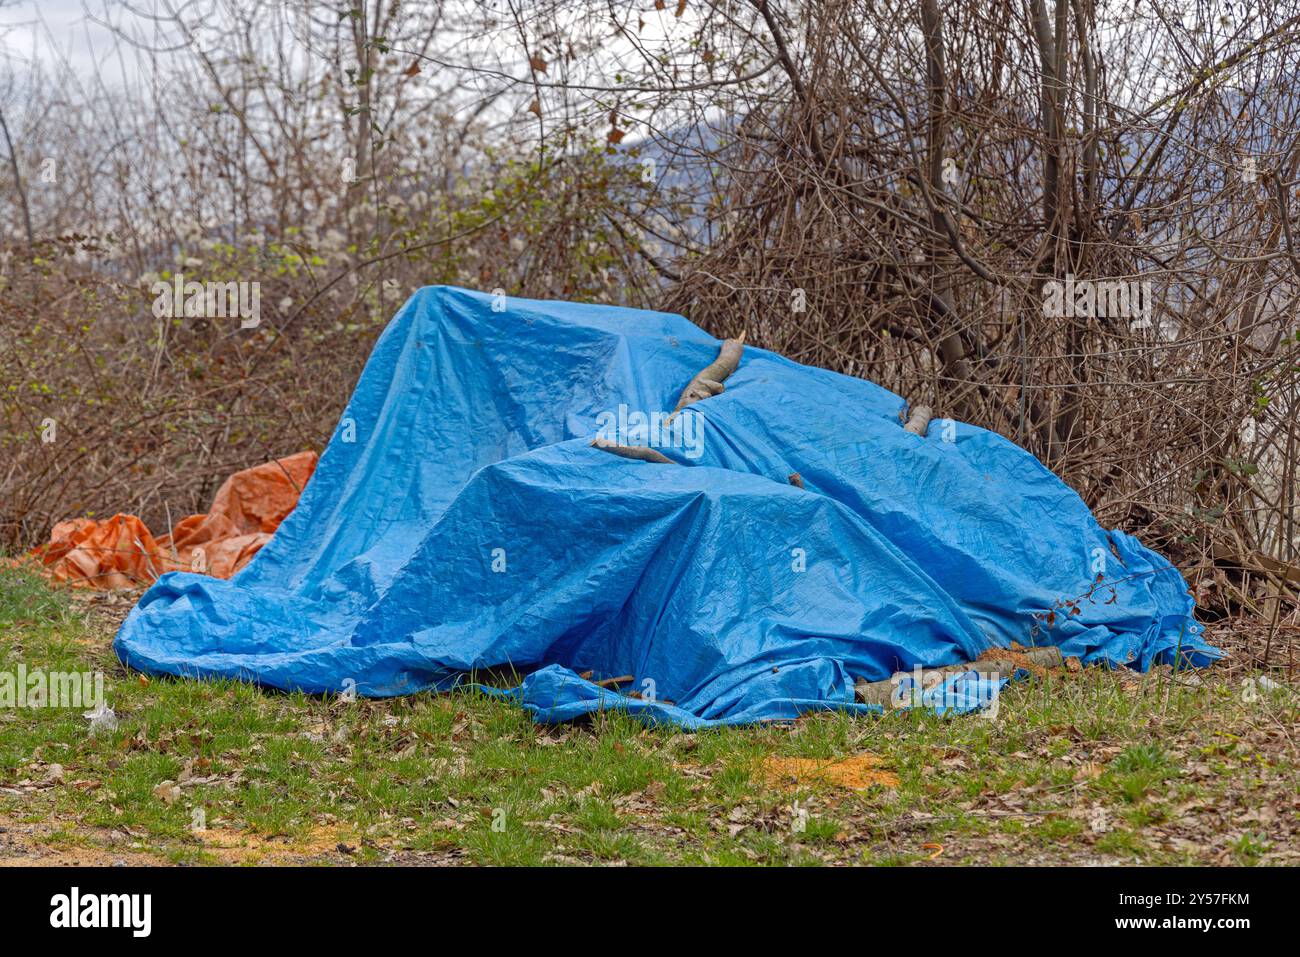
[0,566,1297,866]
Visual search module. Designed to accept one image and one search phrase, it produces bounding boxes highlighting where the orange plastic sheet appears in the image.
[20,451,318,589]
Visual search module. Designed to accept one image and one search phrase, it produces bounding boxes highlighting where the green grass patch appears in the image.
[0,567,1297,865]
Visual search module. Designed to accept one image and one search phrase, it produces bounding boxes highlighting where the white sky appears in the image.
[0,0,123,78]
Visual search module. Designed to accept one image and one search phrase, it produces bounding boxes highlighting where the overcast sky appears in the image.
[0,0,125,78]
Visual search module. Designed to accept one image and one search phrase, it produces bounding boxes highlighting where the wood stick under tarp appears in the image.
[668,332,746,420]
[855,646,1063,708]
[903,404,933,436]
[591,437,673,464]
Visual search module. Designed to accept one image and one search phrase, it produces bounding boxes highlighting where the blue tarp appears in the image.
[114,286,1218,727]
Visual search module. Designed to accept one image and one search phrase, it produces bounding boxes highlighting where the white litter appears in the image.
[83,702,118,734]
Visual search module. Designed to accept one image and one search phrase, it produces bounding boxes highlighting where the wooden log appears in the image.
[903,404,933,436]
[1210,540,1300,585]
[669,332,746,419]
[591,438,673,464]
[854,646,1063,707]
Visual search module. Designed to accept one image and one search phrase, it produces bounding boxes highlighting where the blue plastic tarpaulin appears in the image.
[114,286,1218,727]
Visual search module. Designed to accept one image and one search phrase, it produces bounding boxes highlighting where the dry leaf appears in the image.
[1074,761,1104,781]
[153,780,181,804]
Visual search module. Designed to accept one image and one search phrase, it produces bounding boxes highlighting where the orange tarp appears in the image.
[22,451,317,589]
